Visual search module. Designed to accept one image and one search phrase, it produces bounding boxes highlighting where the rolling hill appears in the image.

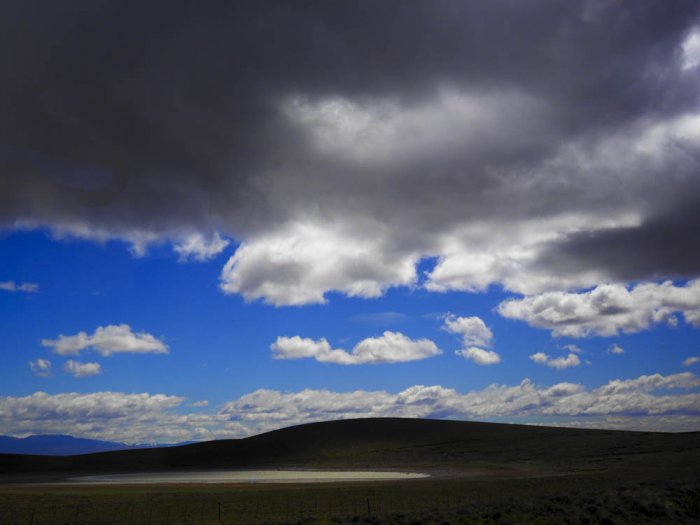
[1,418,699,480]
[1,419,699,525]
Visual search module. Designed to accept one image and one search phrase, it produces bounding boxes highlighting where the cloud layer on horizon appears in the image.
[1,2,699,305]
[2,372,699,442]
[222,373,700,432]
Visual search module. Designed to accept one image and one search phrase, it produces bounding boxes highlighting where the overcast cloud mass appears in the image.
[2,1,700,441]
[2,0,699,305]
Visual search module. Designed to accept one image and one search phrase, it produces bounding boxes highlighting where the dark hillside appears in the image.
[1,418,699,479]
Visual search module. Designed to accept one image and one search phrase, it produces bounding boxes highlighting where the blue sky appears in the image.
[1,1,700,443]
[2,229,699,442]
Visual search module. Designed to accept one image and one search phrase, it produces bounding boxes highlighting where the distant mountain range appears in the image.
[0,434,193,456]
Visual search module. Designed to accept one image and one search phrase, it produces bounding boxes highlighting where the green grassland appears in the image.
[1,418,699,524]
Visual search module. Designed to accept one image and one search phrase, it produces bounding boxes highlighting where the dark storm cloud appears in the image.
[1,1,699,300]
[538,199,700,283]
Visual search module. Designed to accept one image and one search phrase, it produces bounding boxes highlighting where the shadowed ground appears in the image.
[1,418,699,523]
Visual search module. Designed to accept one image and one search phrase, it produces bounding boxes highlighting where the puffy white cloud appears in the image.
[529,353,548,364]
[499,280,700,337]
[41,324,168,357]
[683,356,699,367]
[220,217,408,309]
[610,344,625,355]
[0,280,39,293]
[444,315,501,365]
[220,220,418,306]
[455,347,501,365]
[564,345,583,354]
[29,359,51,377]
[271,336,333,360]
[63,360,101,378]
[271,331,441,365]
[173,232,229,261]
[443,315,493,348]
[530,352,581,369]
[542,382,585,398]
[348,332,441,364]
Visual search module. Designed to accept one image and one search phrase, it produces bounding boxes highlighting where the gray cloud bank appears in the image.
[2,372,699,442]
[2,1,700,303]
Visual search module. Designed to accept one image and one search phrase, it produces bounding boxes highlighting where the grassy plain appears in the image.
[1,418,699,524]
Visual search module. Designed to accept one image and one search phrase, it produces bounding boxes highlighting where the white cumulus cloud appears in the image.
[565,344,584,354]
[455,347,501,365]
[530,352,581,369]
[444,315,501,365]
[29,359,51,377]
[220,220,418,306]
[270,331,441,365]
[41,324,169,357]
[63,360,101,378]
[443,315,493,347]
[684,356,699,367]
[610,344,625,355]
[173,232,230,261]
[498,280,700,337]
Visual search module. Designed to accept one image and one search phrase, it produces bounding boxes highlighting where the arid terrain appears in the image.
[1,418,699,523]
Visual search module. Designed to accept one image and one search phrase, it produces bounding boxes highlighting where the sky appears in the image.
[1,0,700,444]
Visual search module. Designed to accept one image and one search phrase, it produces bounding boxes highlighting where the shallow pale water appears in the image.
[70,470,430,484]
